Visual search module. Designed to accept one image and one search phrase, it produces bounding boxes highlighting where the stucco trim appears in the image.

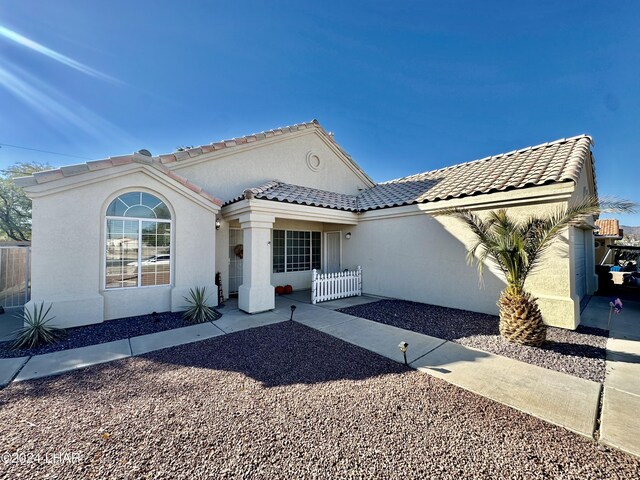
[358,182,576,222]
[222,198,359,225]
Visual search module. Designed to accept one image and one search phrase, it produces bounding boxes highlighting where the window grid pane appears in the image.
[106,192,170,219]
[106,193,171,289]
[272,230,321,273]
[272,230,285,273]
[105,219,139,289]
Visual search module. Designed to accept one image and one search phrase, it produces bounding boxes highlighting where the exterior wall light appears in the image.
[290,304,297,321]
[345,232,352,239]
[398,341,409,366]
[215,219,221,230]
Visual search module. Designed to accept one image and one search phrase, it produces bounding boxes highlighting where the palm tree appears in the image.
[436,196,635,346]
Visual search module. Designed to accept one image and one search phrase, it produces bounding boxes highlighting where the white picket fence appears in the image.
[311,266,362,304]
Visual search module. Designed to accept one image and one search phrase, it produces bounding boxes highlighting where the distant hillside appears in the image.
[621,225,640,236]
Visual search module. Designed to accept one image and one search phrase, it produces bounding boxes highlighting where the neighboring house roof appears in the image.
[595,219,623,239]
[15,153,223,206]
[228,134,595,212]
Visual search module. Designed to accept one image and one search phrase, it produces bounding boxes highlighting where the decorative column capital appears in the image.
[239,213,275,229]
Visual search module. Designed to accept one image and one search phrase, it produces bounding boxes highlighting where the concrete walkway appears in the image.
[0,309,23,341]
[582,296,640,457]
[7,306,294,385]
[1,292,626,450]
[298,295,601,438]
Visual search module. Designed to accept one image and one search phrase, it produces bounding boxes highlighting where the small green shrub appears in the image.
[182,286,219,323]
[11,302,66,350]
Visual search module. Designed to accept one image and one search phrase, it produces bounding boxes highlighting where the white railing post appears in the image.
[311,269,317,304]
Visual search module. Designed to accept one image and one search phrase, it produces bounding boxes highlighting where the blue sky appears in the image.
[1,1,639,224]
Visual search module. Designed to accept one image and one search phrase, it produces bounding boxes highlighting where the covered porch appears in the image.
[220,195,359,313]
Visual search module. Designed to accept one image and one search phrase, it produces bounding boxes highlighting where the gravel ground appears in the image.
[0,310,222,359]
[338,300,608,383]
[1,322,637,479]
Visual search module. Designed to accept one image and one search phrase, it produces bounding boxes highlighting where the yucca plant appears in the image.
[437,196,635,346]
[11,302,66,350]
[182,286,218,323]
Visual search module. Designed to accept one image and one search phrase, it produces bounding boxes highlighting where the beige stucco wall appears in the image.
[173,130,371,200]
[27,170,218,327]
[343,190,585,329]
[186,130,370,299]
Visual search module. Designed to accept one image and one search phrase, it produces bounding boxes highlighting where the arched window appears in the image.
[105,192,171,289]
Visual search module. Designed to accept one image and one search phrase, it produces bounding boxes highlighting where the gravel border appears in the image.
[1,322,637,479]
[0,309,222,359]
[338,300,608,383]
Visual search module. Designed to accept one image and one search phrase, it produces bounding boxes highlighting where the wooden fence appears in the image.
[311,266,361,304]
[0,246,31,308]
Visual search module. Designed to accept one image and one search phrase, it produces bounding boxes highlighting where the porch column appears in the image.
[238,213,275,313]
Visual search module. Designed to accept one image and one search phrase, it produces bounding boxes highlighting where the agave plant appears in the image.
[437,196,635,346]
[11,302,66,350]
[182,286,219,323]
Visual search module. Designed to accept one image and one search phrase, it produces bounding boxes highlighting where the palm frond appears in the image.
[434,207,508,282]
[436,195,636,293]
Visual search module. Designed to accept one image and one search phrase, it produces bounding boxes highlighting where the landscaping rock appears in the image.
[0,323,637,478]
[338,300,607,383]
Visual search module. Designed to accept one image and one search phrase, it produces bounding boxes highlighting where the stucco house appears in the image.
[16,120,598,330]
[594,218,623,264]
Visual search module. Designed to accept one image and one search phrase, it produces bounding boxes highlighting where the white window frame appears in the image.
[272,229,321,273]
[104,215,173,290]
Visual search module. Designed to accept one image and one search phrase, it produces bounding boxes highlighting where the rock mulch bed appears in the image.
[338,300,608,383]
[1,322,637,479]
[0,310,222,359]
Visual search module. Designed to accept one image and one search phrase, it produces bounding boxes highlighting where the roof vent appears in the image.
[137,149,152,157]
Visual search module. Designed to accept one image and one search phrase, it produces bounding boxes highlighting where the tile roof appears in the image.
[15,153,223,207]
[17,129,594,215]
[225,181,359,211]
[228,135,594,212]
[358,134,593,210]
[595,219,622,238]
[14,119,374,199]
[158,122,322,164]
[157,120,374,185]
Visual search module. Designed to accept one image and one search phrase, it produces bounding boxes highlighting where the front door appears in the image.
[229,228,243,294]
[325,231,341,273]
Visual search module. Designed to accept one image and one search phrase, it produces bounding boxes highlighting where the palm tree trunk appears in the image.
[497,288,546,346]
